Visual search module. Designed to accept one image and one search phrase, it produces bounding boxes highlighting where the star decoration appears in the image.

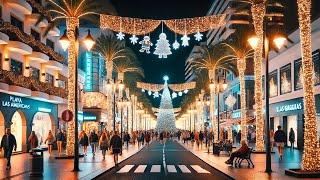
[129,35,139,44]
[172,40,180,50]
[181,34,190,47]
[116,32,125,40]
[194,31,203,41]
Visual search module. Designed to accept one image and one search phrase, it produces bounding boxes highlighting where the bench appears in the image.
[213,143,233,156]
[234,147,254,168]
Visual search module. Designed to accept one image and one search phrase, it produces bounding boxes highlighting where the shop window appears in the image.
[58,80,66,88]
[10,16,23,31]
[30,67,40,80]
[46,39,54,49]
[11,111,24,152]
[45,73,54,85]
[31,29,40,41]
[10,59,23,75]
[32,112,52,147]
[280,63,292,95]
[269,70,278,97]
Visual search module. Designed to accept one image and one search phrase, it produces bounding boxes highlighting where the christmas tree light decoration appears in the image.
[178,91,183,96]
[181,34,190,47]
[154,32,172,58]
[173,40,180,50]
[184,89,189,94]
[116,32,125,40]
[194,31,203,41]
[172,92,177,99]
[139,36,153,54]
[130,35,138,44]
[156,80,177,133]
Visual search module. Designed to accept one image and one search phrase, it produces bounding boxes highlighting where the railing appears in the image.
[0,22,64,63]
[0,69,68,99]
[26,0,52,21]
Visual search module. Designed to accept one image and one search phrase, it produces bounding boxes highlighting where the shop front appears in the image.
[81,108,104,134]
[0,92,58,152]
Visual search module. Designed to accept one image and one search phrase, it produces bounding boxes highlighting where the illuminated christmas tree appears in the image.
[154,33,172,58]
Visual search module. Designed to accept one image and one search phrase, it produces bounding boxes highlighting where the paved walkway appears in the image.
[179,140,310,180]
[0,143,144,180]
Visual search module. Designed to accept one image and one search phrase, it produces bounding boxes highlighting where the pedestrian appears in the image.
[79,130,89,156]
[141,132,145,145]
[89,130,99,157]
[110,131,122,166]
[199,131,204,148]
[274,125,286,160]
[194,131,200,148]
[99,132,109,160]
[0,128,17,170]
[145,132,151,147]
[132,131,137,145]
[56,129,65,156]
[236,130,241,144]
[289,128,295,149]
[270,129,274,151]
[28,131,38,150]
[159,132,164,144]
[45,130,55,155]
[124,132,131,149]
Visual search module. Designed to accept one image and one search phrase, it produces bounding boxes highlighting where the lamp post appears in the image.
[59,29,95,171]
[248,21,286,173]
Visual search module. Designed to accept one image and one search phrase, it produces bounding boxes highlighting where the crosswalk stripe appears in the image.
[190,165,210,174]
[178,165,191,173]
[134,165,147,173]
[150,165,161,173]
[117,165,135,173]
[167,165,177,173]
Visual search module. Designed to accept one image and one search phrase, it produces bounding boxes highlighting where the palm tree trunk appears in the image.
[297,0,320,171]
[251,3,265,152]
[66,17,79,156]
[238,58,247,142]
[209,70,218,142]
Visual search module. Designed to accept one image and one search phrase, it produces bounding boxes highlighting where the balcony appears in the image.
[0,32,9,44]
[26,0,52,21]
[0,69,67,101]
[7,41,32,55]
[0,22,64,63]
[6,0,32,15]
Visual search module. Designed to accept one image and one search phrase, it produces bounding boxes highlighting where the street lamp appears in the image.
[248,26,286,173]
[59,29,95,171]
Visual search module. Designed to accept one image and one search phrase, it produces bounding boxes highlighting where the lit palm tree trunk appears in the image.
[297,0,319,171]
[238,58,247,141]
[209,70,218,142]
[251,3,265,152]
[66,17,79,156]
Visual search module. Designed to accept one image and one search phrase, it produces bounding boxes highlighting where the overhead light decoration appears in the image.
[173,40,180,50]
[184,89,189,94]
[129,35,139,44]
[139,35,153,54]
[178,91,183,96]
[116,32,125,40]
[148,90,152,96]
[172,92,177,99]
[142,89,145,92]
[181,34,190,47]
[194,31,203,41]
[154,32,172,58]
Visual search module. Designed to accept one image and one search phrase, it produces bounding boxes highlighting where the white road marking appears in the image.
[117,165,135,173]
[134,165,147,173]
[167,165,177,173]
[178,165,191,173]
[190,165,211,174]
[150,165,161,173]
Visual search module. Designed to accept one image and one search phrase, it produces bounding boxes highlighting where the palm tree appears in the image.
[190,44,237,142]
[221,30,254,142]
[93,34,136,81]
[296,0,319,171]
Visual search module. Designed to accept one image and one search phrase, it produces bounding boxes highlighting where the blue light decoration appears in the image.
[83,116,97,120]
[38,107,52,113]
[163,75,169,82]
[85,52,93,91]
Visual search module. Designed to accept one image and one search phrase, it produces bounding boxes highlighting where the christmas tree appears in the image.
[156,76,176,133]
[154,33,172,58]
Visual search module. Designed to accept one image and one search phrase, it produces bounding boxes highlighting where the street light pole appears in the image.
[113,79,116,131]
[73,33,79,172]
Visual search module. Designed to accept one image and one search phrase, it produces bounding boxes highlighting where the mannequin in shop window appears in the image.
[45,130,55,155]
[289,128,295,149]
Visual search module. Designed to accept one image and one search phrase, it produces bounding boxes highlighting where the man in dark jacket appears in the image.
[110,131,122,165]
[0,128,17,170]
[89,130,99,157]
[274,125,286,160]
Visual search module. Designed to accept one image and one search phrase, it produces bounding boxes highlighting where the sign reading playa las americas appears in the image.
[1,96,31,109]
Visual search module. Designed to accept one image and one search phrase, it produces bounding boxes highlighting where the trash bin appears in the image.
[30,148,44,177]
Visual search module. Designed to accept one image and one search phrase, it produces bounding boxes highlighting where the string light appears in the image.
[238,58,247,141]
[297,0,320,171]
[251,2,266,152]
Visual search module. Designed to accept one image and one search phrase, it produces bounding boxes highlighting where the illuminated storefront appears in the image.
[0,93,58,152]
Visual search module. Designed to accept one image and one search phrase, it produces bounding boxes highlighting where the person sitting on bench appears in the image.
[225,140,249,165]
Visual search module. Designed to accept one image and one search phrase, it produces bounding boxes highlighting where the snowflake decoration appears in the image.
[172,40,180,50]
[184,89,189,94]
[116,32,125,40]
[194,31,203,41]
[178,91,183,96]
[148,90,152,96]
[225,94,237,109]
[139,36,153,54]
[129,35,139,44]
[181,34,190,47]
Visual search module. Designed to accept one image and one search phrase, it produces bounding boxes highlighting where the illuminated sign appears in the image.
[2,96,30,109]
[276,103,302,113]
[38,107,52,113]
[232,111,241,119]
[83,116,97,120]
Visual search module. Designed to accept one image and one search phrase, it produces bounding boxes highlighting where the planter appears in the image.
[285,169,320,178]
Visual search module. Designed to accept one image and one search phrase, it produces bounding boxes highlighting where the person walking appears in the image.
[99,132,109,160]
[0,128,17,170]
[159,132,164,144]
[289,128,295,149]
[199,131,204,149]
[132,131,137,145]
[28,131,38,150]
[124,132,131,149]
[274,125,286,160]
[89,130,99,157]
[194,131,200,148]
[45,130,55,155]
[56,129,65,156]
[110,131,122,166]
[145,132,151,147]
[79,130,89,156]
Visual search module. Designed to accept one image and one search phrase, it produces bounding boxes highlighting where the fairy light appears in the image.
[297,0,320,171]
[251,2,266,152]
[238,58,247,141]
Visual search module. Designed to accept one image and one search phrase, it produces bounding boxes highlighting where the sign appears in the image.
[1,96,30,109]
[231,111,241,119]
[276,103,302,113]
[62,110,73,122]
